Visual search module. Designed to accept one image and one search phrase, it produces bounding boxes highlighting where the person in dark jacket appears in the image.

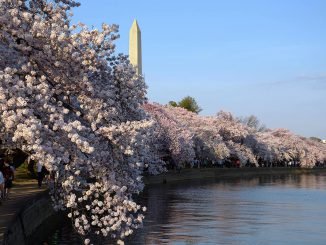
[3,161,14,199]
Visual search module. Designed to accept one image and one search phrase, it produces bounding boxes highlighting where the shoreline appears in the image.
[144,167,326,185]
[2,167,326,244]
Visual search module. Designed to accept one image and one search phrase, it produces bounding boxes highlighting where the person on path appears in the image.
[3,161,14,199]
[27,156,36,178]
[41,165,50,184]
[37,162,44,188]
[0,170,5,200]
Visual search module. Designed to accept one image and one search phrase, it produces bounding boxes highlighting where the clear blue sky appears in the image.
[73,0,326,139]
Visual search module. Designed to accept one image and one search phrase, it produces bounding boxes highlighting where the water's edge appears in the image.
[144,167,326,185]
[3,167,326,244]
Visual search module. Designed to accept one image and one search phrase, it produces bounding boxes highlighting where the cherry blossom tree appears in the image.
[157,105,226,162]
[0,0,162,243]
[143,103,195,167]
[269,129,326,167]
[247,129,326,167]
[214,111,258,166]
[215,111,249,143]
[144,104,246,165]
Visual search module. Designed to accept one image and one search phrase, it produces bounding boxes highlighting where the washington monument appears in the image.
[129,19,142,75]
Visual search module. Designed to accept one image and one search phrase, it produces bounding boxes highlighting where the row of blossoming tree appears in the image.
[143,103,326,169]
[0,0,325,244]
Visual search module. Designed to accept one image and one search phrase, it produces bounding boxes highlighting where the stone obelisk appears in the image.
[129,19,142,75]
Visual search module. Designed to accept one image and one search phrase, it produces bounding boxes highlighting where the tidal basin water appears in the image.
[47,174,326,245]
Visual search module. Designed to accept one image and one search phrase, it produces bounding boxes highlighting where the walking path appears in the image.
[0,180,46,242]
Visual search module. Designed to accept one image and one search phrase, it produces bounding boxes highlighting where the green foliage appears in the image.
[168,96,202,114]
[168,101,178,107]
[15,162,35,181]
[309,137,322,142]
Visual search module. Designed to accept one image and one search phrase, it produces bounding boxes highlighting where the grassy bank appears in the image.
[143,167,326,185]
[14,162,36,182]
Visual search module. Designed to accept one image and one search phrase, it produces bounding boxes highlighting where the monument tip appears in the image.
[132,19,140,30]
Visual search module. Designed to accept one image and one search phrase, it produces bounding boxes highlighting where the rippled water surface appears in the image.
[46,174,326,245]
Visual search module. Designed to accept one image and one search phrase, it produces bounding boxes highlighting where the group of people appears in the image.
[0,156,51,204]
[0,159,15,201]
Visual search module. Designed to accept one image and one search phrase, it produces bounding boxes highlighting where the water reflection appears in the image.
[47,174,326,245]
